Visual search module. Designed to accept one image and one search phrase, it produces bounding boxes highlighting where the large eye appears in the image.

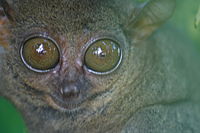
[20,36,60,72]
[84,39,122,74]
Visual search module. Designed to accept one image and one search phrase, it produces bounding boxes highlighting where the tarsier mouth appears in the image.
[47,88,109,112]
[48,91,85,112]
[49,95,82,112]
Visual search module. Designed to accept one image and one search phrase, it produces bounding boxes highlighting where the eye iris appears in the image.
[22,37,59,71]
[85,39,121,73]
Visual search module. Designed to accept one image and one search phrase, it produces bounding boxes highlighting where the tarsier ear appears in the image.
[0,0,15,49]
[125,0,175,43]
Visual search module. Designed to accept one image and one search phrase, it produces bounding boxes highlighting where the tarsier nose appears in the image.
[60,85,80,99]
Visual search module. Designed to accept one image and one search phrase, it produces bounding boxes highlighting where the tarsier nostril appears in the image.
[61,85,80,99]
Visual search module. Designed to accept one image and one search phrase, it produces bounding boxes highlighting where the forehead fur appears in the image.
[7,0,135,33]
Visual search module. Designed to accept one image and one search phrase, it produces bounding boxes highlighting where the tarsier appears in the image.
[0,0,200,133]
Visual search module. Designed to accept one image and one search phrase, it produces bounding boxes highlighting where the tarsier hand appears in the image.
[0,0,200,133]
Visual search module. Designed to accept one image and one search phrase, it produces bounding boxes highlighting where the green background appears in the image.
[0,0,200,133]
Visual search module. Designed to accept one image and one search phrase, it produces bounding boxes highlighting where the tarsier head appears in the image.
[0,0,175,112]
[0,0,176,126]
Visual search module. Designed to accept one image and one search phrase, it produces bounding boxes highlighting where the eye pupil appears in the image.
[21,36,60,72]
[84,39,122,74]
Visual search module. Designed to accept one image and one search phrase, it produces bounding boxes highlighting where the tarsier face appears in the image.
[3,0,132,112]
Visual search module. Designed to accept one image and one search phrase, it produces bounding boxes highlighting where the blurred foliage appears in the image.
[0,0,200,133]
[169,0,200,50]
[194,5,200,28]
[0,98,28,133]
